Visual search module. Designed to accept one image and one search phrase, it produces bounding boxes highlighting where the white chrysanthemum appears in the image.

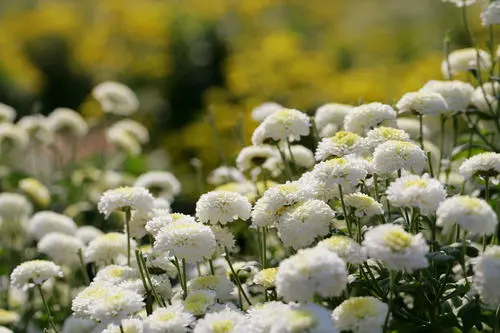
[93,81,139,116]
[420,80,474,112]
[10,260,62,289]
[187,275,234,302]
[315,103,354,137]
[110,119,148,144]
[154,220,216,263]
[0,193,32,222]
[61,316,96,333]
[85,232,135,266]
[236,145,282,177]
[277,200,334,250]
[482,2,500,26]
[143,303,195,333]
[47,108,88,137]
[19,178,50,207]
[297,171,353,202]
[93,265,138,285]
[344,102,397,134]
[286,144,315,168]
[344,193,383,217]
[251,102,284,123]
[251,182,306,228]
[210,225,236,255]
[437,196,497,235]
[106,126,142,155]
[74,284,144,323]
[37,233,84,266]
[317,235,367,264]
[386,174,446,216]
[272,303,338,333]
[364,127,411,153]
[183,290,217,315]
[146,214,173,237]
[315,131,364,161]
[0,327,13,333]
[193,308,246,333]
[146,251,178,278]
[28,211,77,240]
[373,140,426,174]
[0,103,16,122]
[363,224,429,271]
[471,82,500,112]
[98,186,154,218]
[0,123,28,151]
[251,108,310,144]
[396,91,449,116]
[128,207,171,239]
[196,191,251,225]
[312,157,368,188]
[473,246,500,308]
[245,301,290,333]
[134,171,180,201]
[442,48,492,78]
[17,115,53,145]
[276,247,347,302]
[207,166,246,186]
[76,226,103,244]
[459,152,500,180]
[332,296,388,333]
[441,0,475,7]
[101,318,143,333]
[253,268,278,289]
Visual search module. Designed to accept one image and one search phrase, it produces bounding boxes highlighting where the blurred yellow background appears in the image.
[0,0,487,191]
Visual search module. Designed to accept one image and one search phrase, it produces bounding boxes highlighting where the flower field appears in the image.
[2,0,500,332]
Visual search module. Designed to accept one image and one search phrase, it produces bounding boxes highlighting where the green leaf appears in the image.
[427,251,456,262]
[451,143,491,161]
[458,299,483,332]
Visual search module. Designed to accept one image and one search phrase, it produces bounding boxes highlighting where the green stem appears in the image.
[426,151,434,178]
[262,227,267,269]
[224,247,252,306]
[120,325,125,333]
[419,114,424,150]
[386,179,392,223]
[494,306,500,333]
[173,257,187,299]
[208,259,216,275]
[37,285,59,333]
[124,208,132,266]
[134,250,153,314]
[137,250,165,307]
[181,258,188,299]
[77,248,90,285]
[438,115,446,177]
[383,270,395,332]
[338,184,352,237]
[373,173,380,201]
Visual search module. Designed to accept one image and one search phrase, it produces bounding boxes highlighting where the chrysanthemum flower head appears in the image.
[251,108,310,144]
[459,152,500,180]
[482,2,500,26]
[207,166,246,186]
[0,103,15,123]
[315,131,364,161]
[373,140,427,174]
[363,126,411,152]
[85,232,135,266]
[277,199,334,249]
[253,268,278,289]
[193,308,247,333]
[134,171,180,201]
[276,247,347,302]
[0,193,32,222]
[471,82,500,112]
[0,123,28,152]
[76,226,103,244]
[363,224,429,271]
[10,260,63,289]
[344,193,384,217]
[101,318,143,333]
[28,211,77,241]
[19,178,50,208]
[236,145,282,178]
[315,103,353,137]
[183,289,217,315]
[437,196,497,235]
[332,296,388,333]
[47,108,88,137]
[98,186,154,218]
[441,48,491,78]
[17,115,53,145]
[272,303,338,333]
[92,81,139,116]
[396,91,449,116]
[386,174,446,216]
[143,303,195,333]
[187,275,234,301]
[420,80,474,112]
[312,157,368,188]
[106,126,142,156]
[317,235,367,265]
[286,144,315,168]
[154,220,216,263]
[37,233,84,266]
[473,246,500,309]
[196,191,251,225]
[344,102,397,134]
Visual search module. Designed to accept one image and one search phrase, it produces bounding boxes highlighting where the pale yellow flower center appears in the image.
[341,298,379,318]
[212,320,234,333]
[384,229,412,251]
[403,179,427,188]
[332,131,360,146]
[289,310,316,332]
[158,312,176,322]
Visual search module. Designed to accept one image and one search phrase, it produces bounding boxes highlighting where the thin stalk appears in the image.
[137,250,165,307]
[77,248,90,285]
[286,138,298,175]
[208,259,216,275]
[438,115,446,177]
[310,116,320,146]
[419,114,425,150]
[181,258,188,298]
[273,142,293,179]
[134,250,152,310]
[462,231,469,284]
[173,257,187,299]
[386,179,392,223]
[426,151,434,178]
[383,270,395,332]
[494,306,500,333]
[124,208,132,266]
[37,285,59,333]
[338,184,352,237]
[224,247,252,306]
[373,173,380,201]
[120,325,125,333]
[262,227,268,269]
[484,176,491,252]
